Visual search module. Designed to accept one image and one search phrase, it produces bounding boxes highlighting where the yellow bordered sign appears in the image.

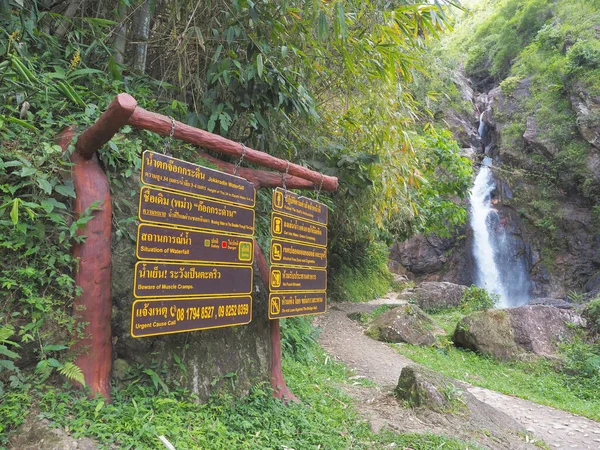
[269,266,327,292]
[272,188,327,225]
[270,212,327,247]
[141,150,256,207]
[139,186,255,236]
[137,224,254,265]
[270,238,326,269]
[268,292,326,319]
[131,296,252,338]
[134,262,253,298]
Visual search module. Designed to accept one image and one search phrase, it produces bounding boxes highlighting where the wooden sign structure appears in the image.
[131,151,255,338]
[269,188,328,319]
[62,93,338,401]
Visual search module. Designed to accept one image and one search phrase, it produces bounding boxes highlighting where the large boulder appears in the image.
[367,304,444,346]
[414,281,467,311]
[453,305,586,360]
[9,417,97,450]
[390,235,455,275]
[395,365,456,412]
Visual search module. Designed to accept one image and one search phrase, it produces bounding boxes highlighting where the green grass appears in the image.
[2,348,481,449]
[391,343,600,421]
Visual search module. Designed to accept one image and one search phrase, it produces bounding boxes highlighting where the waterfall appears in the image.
[469,116,530,307]
[470,157,510,306]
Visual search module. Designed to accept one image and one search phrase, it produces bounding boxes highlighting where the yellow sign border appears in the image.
[270,211,327,248]
[136,223,255,265]
[272,188,328,225]
[134,261,254,299]
[138,186,256,237]
[269,237,327,269]
[268,292,327,320]
[268,265,327,293]
[141,150,257,208]
[130,295,253,338]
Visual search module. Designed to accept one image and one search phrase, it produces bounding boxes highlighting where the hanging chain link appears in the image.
[281,160,290,196]
[233,144,246,176]
[162,116,176,155]
[315,173,324,202]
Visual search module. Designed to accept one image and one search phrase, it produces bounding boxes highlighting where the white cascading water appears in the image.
[469,156,510,307]
[469,113,531,308]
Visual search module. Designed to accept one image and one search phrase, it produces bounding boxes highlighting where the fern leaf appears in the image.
[58,362,85,386]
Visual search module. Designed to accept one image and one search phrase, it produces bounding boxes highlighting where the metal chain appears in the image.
[281,160,290,196]
[163,116,176,155]
[233,144,246,176]
[315,173,324,202]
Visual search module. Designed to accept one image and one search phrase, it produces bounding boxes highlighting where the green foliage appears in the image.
[460,285,498,312]
[280,316,319,363]
[1,351,479,449]
[566,40,600,74]
[392,342,600,421]
[329,240,392,303]
[462,0,554,82]
[583,296,600,335]
[499,76,521,96]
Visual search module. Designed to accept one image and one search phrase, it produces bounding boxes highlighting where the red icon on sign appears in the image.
[221,241,227,248]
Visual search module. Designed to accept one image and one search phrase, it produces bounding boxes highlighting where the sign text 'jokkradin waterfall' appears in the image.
[131,151,255,337]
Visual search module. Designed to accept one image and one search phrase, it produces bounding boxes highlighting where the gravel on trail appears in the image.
[314,301,600,450]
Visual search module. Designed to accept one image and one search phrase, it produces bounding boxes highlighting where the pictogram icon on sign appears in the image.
[272,216,283,235]
[274,190,284,209]
[272,243,282,261]
[271,297,281,315]
[271,269,281,288]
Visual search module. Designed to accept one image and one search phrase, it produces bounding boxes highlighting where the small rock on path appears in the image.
[315,301,600,450]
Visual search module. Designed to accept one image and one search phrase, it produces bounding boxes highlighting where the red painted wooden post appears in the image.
[65,93,337,401]
[254,239,299,402]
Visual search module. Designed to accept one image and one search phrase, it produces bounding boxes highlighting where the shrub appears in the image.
[460,285,498,312]
[566,40,600,73]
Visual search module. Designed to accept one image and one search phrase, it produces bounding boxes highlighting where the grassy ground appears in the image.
[390,310,600,421]
[1,346,481,449]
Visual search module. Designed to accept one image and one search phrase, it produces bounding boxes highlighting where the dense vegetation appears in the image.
[0,0,475,445]
[421,0,600,273]
[1,318,481,449]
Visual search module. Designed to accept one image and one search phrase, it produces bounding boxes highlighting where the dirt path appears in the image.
[314,302,600,450]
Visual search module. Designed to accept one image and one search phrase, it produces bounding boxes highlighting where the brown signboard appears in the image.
[270,212,327,247]
[141,151,255,207]
[137,224,254,265]
[268,292,326,319]
[134,262,253,298]
[139,187,254,236]
[270,238,326,268]
[131,296,252,337]
[272,188,328,225]
[269,266,327,292]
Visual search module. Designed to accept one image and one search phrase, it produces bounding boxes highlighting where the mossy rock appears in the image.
[367,304,444,346]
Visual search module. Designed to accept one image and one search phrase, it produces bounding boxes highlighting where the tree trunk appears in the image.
[113,1,128,65]
[55,0,83,39]
[131,0,151,74]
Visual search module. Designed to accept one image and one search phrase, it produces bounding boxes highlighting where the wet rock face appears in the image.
[413,282,467,311]
[523,116,558,158]
[111,177,271,401]
[569,83,600,149]
[390,235,455,275]
[453,305,586,361]
[367,304,444,346]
